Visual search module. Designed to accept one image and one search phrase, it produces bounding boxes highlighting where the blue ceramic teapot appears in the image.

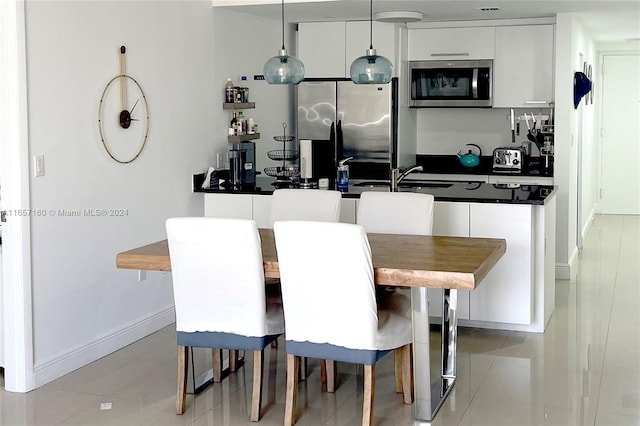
[457,143,482,168]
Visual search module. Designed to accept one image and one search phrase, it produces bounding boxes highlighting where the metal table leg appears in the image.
[410,287,458,422]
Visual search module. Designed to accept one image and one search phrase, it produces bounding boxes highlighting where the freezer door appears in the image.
[297,81,337,140]
[337,80,393,162]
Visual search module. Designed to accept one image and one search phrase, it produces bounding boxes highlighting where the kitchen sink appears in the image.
[352,181,390,187]
[352,180,453,189]
[399,181,453,189]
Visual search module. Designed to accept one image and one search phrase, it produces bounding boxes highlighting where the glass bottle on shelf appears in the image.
[225,78,234,103]
[240,75,250,102]
[230,111,238,135]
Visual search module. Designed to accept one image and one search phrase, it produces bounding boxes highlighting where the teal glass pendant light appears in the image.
[263,0,305,85]
[350,0,393,84]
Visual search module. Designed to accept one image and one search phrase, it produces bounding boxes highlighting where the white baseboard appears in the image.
[556,247,579,280]
[33,306,175,388]
[556,263,571,280]
[582,209,596,243]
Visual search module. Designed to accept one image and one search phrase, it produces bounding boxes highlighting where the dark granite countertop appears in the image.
[194,175,556,205]
[415,155,554,177]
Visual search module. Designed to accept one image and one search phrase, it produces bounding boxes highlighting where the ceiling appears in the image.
[213,0,640,43]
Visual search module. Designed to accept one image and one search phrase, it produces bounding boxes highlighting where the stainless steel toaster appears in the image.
[492,147,524,172]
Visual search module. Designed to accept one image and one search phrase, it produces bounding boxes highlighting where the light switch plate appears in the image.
[34,155,45,177]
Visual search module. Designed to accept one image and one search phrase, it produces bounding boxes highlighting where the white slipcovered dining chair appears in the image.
[273,220,413,426]
[269,188,342,379]
[356,191,435,400]
[270,188,342,225]
[166,217,284,421]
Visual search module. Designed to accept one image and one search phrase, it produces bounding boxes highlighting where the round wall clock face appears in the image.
[98,46,150,164]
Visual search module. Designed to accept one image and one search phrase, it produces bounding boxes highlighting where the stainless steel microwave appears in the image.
[409,59,492,107]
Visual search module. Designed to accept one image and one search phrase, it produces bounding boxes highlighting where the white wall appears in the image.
[24,1,288,387]
[415,108,549,156]
[553,13,597,279]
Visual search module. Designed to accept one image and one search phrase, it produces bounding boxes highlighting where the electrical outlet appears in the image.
[34,155,45,177]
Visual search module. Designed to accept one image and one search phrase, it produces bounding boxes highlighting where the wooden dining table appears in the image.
[116,228,506,422]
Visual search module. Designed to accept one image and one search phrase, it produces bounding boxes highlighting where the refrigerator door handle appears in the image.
[330,121,335,144]
[336,120,343,162]
[330,121,337,168]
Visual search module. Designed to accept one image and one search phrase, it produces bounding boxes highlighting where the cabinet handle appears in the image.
[430,52,470,57]
[524,100,548,105]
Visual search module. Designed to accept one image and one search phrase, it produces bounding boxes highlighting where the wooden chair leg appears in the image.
[401,344,414,404]
[299,356,307,381]
[229,349,238,372]
[320,359,327,383]
[326,360,336,393]
[285,354,299,426]
[212,348,222,382]
[362,364,375,426]
[394,348,403,393]
[176,345,188,415]
[250,350,264,422]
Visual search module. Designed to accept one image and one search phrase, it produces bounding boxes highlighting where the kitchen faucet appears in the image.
[390,165,424,192]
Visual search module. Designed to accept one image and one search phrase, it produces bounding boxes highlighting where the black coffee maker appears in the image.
[229,142,256,187]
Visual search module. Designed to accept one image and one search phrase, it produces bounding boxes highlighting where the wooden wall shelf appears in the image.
[223,102,255,110]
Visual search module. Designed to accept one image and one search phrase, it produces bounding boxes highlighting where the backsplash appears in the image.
[415,108,550,156]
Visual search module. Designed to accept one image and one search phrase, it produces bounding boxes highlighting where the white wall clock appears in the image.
[98,46,150,164]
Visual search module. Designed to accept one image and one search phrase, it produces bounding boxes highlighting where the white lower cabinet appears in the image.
[469,204,533,325]
[204,193,356,226]
[203,193,253,219]
[432,199,556,331]
[251,195,272,228]
[340,199,357,224]
[204,192,555,332]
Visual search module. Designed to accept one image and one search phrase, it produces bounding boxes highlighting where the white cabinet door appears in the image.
[298,22,346,78]
[469,204,533,324]
[408,27,495,60]
[493,25,554,108]
[431,202,471,320]
[204,194,253,219]
[346,21,398,77]
[340,198,357,224]
[252,195,273,228]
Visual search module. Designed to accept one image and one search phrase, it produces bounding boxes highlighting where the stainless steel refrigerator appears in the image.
[296,78,399,182]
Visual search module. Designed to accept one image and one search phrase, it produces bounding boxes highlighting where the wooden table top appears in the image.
[116,229,506,291]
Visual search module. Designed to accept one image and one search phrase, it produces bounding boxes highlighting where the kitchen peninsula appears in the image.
[193,175,556,332]
[194,175,557,333]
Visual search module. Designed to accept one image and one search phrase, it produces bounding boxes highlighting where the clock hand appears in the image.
[130,98,139,115]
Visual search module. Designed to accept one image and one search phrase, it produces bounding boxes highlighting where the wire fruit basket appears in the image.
[264,122,298,186]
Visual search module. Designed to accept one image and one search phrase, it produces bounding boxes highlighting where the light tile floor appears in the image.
[1,214,638,425]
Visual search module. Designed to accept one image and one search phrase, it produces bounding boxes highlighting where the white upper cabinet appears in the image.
[298,21,398,78]
[298,22,346,78]
[493,24,555,108]
[408,27,496,60]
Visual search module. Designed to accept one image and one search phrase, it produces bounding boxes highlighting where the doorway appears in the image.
[0,0,35,392]
[599,53,640,214]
